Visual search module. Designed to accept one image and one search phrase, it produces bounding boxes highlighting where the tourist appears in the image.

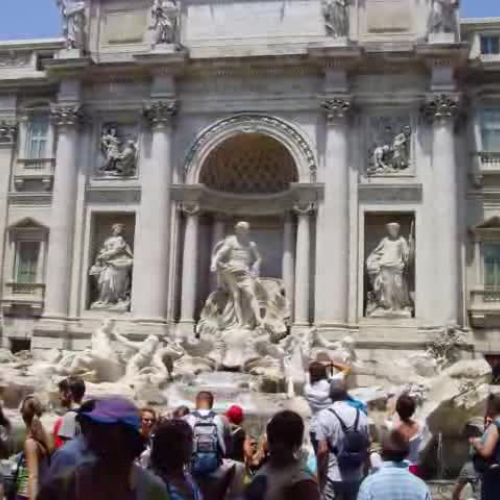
[46,400,97,480]
[225,404,246,463]
[53,376,86,448]
[173,405,190,419]
[357,430,432,500]
[185,391,245,500]
[316,385,369,500]
[470,394,500,500]
[37,396,170,500]
[15,395,52,500]
[305,360,351,453]
[387,394,424,476]
[150,419,202,499]
[244,410,320,500]
[140,407,157,440]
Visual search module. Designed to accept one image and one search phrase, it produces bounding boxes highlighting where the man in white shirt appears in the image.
[316,386,369,500]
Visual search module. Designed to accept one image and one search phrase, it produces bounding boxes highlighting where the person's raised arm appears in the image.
[25,438,39,500]
[471,424,499,458]
[330,360,351,378]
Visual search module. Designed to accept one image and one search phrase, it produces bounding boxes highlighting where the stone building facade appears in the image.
[0,0,499,366]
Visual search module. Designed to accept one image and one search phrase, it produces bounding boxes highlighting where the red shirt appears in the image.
[53,417,64,449]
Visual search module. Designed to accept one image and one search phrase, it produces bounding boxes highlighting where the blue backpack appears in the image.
[328,408,369,471]
[164,474,201,500]
[191,411,222,476]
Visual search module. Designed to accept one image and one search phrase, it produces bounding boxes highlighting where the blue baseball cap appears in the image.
[79,397,141,431]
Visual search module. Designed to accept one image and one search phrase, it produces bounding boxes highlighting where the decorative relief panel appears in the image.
[96,122,139,179]
[366,115,412,177]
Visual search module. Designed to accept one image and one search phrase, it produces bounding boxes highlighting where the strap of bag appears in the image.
[328,408,348,433]
[353,408,360,431]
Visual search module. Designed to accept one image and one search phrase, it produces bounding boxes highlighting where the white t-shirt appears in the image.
[58,409,81,440]
[304,373,345,433]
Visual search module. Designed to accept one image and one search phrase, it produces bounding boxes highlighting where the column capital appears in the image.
[180,203,201,216]
[321,97,352,123]
[0,120,18,147]
[50,104,85,128]
[143,100,178,128]
[293,202,315,216]
[421,93,462,122]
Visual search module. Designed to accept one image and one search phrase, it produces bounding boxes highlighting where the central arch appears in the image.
[199,133,299,194]
[183,114,317,185]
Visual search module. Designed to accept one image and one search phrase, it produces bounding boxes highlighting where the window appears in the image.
[481,110,500,152]
[484,243,500,289]
[26,115,49,159]
[15,241,40,284]
[481,35,500,55]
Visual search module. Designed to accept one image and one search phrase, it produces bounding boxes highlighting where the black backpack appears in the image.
[328,408,369,470]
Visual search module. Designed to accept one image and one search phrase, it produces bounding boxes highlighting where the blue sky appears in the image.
[0,0,498,41]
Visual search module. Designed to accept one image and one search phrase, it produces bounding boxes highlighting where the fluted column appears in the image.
[179,204,201,325]
[133,100,177,321]
[0,122,17,305]
[424,94,461,326]
[294,204,314,326]
[282,212,295,318]
[44,105,84,318]
[315,97,351,328]
[210,215,225,290]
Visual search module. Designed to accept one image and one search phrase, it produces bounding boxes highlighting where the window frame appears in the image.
[480,109,500,152]
[25,115,50,160]
[14,240,41,285]
[480,35,500,55]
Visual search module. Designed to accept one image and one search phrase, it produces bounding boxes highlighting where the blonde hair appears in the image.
[20,396,51,453]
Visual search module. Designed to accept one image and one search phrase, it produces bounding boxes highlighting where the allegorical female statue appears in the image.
[429,0,459,35]
[366,222,414,317]
[152,0,180,45]
[322,0,350,38]
[56,0,86,50]
[89,224,134,311]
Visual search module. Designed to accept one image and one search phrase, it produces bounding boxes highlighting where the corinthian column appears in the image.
[423,94,461,326]
[282,212,295,318]
[294,203,314,326]
[44,105,84,318]
[132,100,177,321]
[179,204,201,327]
[315,97,351,328]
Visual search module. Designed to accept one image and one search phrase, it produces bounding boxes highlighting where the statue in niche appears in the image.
[196,221,290,370]
[368,120,411,175]
[429,0,459,35]
[366,222,414,318]
[89,224,134,312]
[99,125,138,177]
[210,221,263,330]
[322,0,350,38]
[56,0,86,50]
[151,0,180,46]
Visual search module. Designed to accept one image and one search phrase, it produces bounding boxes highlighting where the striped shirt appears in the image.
[357,461,432,500]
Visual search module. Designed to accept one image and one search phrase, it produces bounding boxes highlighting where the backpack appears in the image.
[164,474,201,500]
[191,411,222,476]
[328,407,369,471]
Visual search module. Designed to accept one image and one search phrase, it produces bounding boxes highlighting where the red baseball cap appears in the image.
[226,404,244,425]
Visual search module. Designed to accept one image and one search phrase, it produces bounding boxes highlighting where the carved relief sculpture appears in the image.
[429,0,459,36]
[322,0,350,38]
[366,222,415,318]
[0,121,17,145]
[367,117,412,175]
[56,0,86,50]
[99,124,138,177]
[89,224,134,312]
[151,0,180,46]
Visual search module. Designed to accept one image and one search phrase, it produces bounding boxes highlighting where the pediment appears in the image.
[7,217,48,232]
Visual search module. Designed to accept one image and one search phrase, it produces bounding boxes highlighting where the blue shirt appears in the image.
[46,434,95,481]
[357,461,432,500]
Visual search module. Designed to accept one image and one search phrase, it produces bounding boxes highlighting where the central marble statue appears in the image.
[196,221,290,370]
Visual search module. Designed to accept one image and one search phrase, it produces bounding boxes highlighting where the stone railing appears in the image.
[14,158,55,191]
[469,287,500,327]
[477,151,500,168]
[1,282,45,315]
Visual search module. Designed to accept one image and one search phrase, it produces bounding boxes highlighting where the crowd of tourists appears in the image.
[0,362,498,500]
